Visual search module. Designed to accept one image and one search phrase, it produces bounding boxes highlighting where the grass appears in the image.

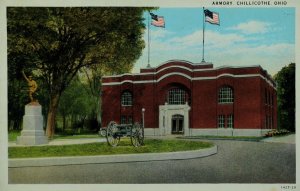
[8,138,213,159]
[53,134,100,139]
[8,130,21,142]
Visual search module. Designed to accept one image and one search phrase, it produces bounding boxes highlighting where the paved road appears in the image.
[8,140,295,184]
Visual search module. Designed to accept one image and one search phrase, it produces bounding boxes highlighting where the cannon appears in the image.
[105,121,144,147]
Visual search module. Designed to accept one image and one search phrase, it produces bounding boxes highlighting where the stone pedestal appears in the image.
[17,103,48,145]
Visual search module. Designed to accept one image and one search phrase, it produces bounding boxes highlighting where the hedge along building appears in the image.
[101,60,277,137]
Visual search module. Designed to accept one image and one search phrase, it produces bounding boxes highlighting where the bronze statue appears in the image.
[22,70,38,103]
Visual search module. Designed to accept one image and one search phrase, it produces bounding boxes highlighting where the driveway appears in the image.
[8,139,295,183]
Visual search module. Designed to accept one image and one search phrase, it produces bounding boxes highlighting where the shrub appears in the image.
[264,129,290,137]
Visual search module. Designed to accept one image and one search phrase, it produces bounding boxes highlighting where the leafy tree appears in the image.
[274,63,295,132]
[58,76,97,132]
[7,7,148,138]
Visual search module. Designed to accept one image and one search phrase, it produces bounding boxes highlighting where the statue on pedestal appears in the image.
[22,70,38,103]
[17,70,48,145]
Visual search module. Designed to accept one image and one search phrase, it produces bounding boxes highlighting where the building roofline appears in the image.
[102,63,263,78]
[151,59,213,68]
[102,60,275,86]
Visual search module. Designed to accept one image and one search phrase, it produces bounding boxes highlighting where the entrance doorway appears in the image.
[172,114,184,134]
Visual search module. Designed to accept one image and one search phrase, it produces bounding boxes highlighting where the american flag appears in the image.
[150,13,165,28]
[204,9,220,25]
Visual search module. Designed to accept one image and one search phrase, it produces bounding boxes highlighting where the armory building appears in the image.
[101,60,277,137]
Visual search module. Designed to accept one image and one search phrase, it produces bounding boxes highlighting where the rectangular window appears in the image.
[168,88,187,105]
[265,89,268,104]
[121,92,133,106]
[218,87,233,103]
[266,115,269,129]
[218,115,225,128]
[120,115,126,124]
[128,116,133,124]
[270,115,273,129]
[227,114,234,128]
[264,115,267,129]
[271,93,273,106]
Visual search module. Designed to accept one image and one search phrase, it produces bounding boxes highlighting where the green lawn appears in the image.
[8,139,213,158]
[53,134,101,139]
[8,130,21,142]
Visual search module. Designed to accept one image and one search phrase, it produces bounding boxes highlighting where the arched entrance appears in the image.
[172,114,184,134]
[158,83,191,136]
[159,103,190,136]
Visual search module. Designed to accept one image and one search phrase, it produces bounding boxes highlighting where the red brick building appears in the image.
[101,60,277,136]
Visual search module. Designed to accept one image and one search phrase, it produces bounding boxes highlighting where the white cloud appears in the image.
[170,30,249,49]
[150,29,173,39]
[206,43,295,75]
[228,21,273,34]
[133,29,294,75]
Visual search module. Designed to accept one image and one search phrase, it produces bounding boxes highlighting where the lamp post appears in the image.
[142,108,145,145]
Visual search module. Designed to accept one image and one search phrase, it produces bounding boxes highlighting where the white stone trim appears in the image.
[144,128,272,137]
[102,80,155,86]
[157,72,192,82]
[102,63,261,78]
[102,73,276,89]
[188,128,272,137]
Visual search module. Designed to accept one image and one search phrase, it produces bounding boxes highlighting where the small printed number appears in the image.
[281,185,296,190]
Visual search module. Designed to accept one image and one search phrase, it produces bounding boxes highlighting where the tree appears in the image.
[274,63,295,132]
[58,76,97,132]
[7,7,148,138]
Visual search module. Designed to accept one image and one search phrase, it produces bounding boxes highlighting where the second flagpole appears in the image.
[202,7,205,63]
[147,11,151,68]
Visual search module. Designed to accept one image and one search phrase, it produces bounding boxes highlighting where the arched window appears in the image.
[121,91,132,106]
[218,86,233,103]
[168,88,187,105]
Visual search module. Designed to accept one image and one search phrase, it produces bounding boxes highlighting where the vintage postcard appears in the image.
[0,0,298,191]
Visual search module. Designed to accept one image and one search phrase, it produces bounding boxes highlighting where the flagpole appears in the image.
[147,11,151,68]
[202,7,205,63]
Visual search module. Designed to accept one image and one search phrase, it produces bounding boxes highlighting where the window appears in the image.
[128,116,133,124]
[218,86,233,103]
[271,93,273,106]
[218,115,225,128]
[265,115,272,129]
[121,91,132,106]
[120,115,127,124]
[270,115,273,129]
[265,88,268,104]
[168,88,187,105]
[227,114,234,128]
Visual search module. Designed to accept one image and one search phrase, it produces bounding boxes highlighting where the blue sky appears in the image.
[133,8,295,75]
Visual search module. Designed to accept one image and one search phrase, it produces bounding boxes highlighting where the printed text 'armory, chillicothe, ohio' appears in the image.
[212,1,288,6]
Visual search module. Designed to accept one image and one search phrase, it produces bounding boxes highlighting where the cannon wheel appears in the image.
[130,122,144,147]
[106,121,120,147]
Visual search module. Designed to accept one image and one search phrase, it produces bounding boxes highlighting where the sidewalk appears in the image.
[8,137,106,147]
[261,134,295,144]
[9,133,295,147]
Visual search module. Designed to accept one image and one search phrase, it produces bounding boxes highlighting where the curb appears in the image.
[8,145,217,168]
[179,137,264,142]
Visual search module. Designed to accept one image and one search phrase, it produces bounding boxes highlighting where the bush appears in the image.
[264,129,290,137]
